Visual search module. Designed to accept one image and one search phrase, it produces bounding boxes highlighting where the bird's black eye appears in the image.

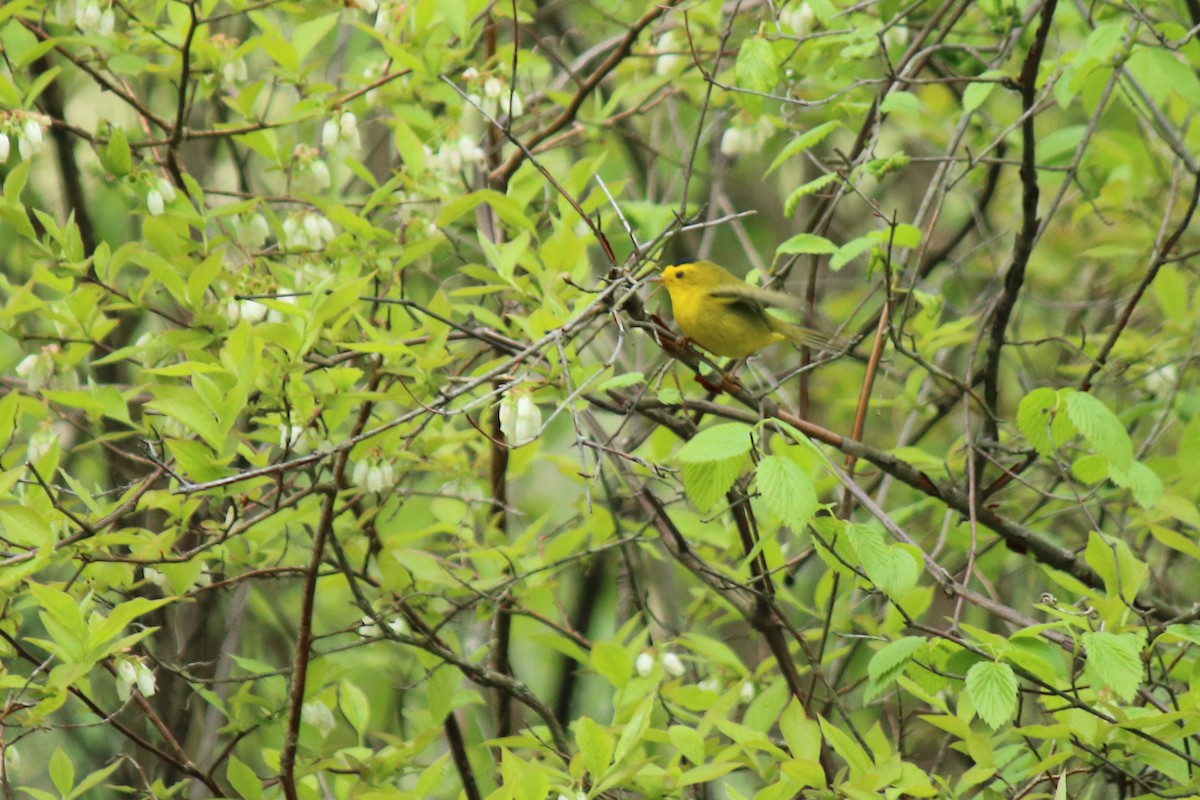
[675,270,684,279]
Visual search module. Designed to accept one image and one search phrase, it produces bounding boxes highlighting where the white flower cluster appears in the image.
[635,650,687,678]
[719,117,775,156]
[321,111,361,156]
[211,33,247,84]
[0,115,46,162]
[302,700,336,736]
[291,144,330,194]
[779,2,816,36]
[352,455,396,493]
[15,345,58,391]
[276,424,306,453]
[430,134,486,178]
[115,658,157,701]
[233,211,270,250]
[373,1,410,38]
[356,613,409,638]
[282,212,336,250]
[222,298,268,324]
[146,178,176,216]
[498,388,541,446]
[74,0,115,35]
[653,30,685,76]
[143,565,213,592]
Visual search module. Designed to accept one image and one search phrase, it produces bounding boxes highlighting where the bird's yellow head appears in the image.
[651,261,737,297]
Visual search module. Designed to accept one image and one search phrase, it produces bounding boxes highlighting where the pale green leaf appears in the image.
[965,661,1017,729]
[755,455,818,531]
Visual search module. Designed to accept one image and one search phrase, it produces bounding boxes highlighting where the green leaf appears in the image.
[67,757,125,800]
[104,128,132,177]
[0,505,52,546]
[777,233,838,257]
[962,72,1004,113]
[1154,265,1189,322]
[818,716,872,775]
[1017,387,1059,456]
[868,636,925,686]
[226,755,263,800]
[1084,531,1148,603]
[766,121,842,176]
[291,11,340,62]
[830,237,873,271]
[576,716,615,779]
[88,596,172,655]
[880,90,920,115]
[613,694,654,764]
[146,387,224,451]
[668,724,706,764]
[676,423,754,464]
[1065,390,1132,471]
[735,36,779,97]
[591,641,632,688]
[965,661,1017,729]
[845,524,918,598]
[340,681,371,738]
[50,746,75,798]
[779,698,821,761]
[681,459,745,512]
[1108,460,1163,510]
[784,173,839,217]
[755,455,817,531]
[1082,631,1144,702]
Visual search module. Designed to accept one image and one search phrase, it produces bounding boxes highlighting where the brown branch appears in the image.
[980,0,1059,446]
[489,0,683,186]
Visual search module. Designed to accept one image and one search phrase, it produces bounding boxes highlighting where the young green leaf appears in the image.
[1082,631,1144,702]
[965,661,1018,729]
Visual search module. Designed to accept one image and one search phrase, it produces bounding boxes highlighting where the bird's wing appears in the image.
[707,284,806,313]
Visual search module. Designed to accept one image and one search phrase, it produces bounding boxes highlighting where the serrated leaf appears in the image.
[1084,531,1148,603]
[767,121,842,176]
[868,636,926,685]
[1017,387,1059,456]
[784,173,839,217]
[1082,631,1144,702]
[755,455,817,531]
[675,423,754,464]
[681,458,745,511]
[1108,460,1163,510]
[965,661,1017,729]
[735,36,778,96]
[1065,390,1132,471]
[830,237,873,271]
[845,524,918,598]
[777,232,838,256]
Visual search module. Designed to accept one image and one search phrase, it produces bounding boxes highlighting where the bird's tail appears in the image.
[773,320,840,354]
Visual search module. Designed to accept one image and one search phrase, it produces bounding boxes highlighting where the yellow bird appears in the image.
[651,261,829,359]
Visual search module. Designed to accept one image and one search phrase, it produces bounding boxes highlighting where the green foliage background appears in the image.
[2,0,1200,798]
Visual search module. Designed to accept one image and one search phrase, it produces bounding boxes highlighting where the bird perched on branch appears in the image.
[650,261,830,359]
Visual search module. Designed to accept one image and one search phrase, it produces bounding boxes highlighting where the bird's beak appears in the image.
[646,275,663,284]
